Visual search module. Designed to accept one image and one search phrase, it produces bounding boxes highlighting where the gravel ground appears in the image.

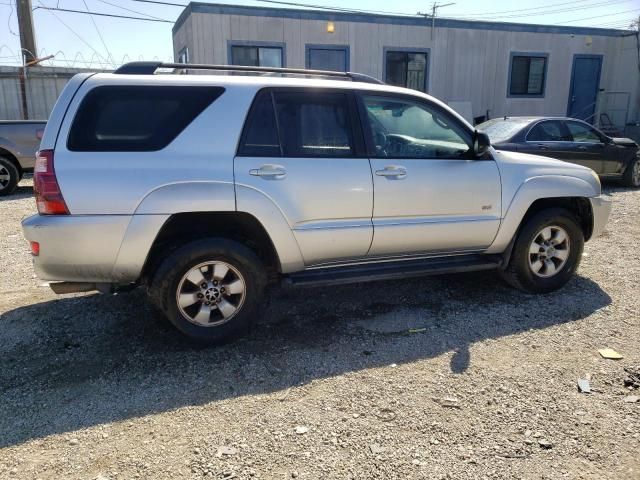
[0,179,638,480]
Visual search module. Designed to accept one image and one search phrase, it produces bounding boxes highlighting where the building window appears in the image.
[306,45,349,72]
[230,44,283,68]
[509,53,548,97]
[384,49,429,93]
[177,47,189,64]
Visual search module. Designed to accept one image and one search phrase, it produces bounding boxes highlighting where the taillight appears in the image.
[30,241,40,256]
[34,150,69,215]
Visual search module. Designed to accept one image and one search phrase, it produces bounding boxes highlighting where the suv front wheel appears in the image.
[149,238,267,344]
[500,208,584,293]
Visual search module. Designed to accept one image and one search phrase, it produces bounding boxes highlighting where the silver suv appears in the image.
[22,62,612,343]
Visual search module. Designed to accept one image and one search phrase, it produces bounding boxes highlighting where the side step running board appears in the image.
[283,254,502,287]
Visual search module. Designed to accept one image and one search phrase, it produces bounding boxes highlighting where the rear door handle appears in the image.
[536,144,549,150]
[375,165,407,179]
[249,164,287,179]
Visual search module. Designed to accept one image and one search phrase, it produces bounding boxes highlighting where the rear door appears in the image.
[234,88,373,266]
[521,120,573,160]
[563,120,607,173]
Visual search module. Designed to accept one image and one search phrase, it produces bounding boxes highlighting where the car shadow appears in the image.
[0,271,611,448]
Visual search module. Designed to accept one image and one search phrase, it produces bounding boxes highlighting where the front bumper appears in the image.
[589,194,612,240]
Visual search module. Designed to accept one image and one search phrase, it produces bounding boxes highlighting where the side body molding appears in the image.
[235,184,305,273]
[486,175,599,254]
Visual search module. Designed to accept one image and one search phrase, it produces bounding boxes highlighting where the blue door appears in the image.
[567,55,602,123]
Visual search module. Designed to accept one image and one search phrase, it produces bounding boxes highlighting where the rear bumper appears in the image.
[22,213,169,284]
[22,214,131,282]
[589,194,612,239]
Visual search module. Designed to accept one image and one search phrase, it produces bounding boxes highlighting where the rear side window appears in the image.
[238,90,356,158]
[67,86,224,152]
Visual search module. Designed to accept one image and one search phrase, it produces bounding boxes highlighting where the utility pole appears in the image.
[16,0,37,64]
[427,2,455,40]
[15,0,38,120]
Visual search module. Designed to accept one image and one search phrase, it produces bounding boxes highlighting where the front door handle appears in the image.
[577,145,588,151]
[249,164,287,179]
[375,165,407,179]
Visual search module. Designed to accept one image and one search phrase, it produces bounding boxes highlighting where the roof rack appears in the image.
[113,61,385,85]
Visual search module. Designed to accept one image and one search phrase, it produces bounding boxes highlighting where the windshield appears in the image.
[477,118,531,143]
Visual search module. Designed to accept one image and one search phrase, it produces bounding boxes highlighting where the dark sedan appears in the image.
[478,116,640,187]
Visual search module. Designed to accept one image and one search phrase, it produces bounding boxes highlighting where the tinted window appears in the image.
[274,92,354,157]
[363,95,472,159]
[527,121,570,142]
[566,121,602,143]
[238,92,280,156]
[510,55,547,96]
[385,51,428,92]
[68,86,223,152]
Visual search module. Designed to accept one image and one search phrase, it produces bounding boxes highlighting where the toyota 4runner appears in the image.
[22,62,612,343]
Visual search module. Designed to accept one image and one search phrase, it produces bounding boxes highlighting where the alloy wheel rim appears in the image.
[528,226,570,278]
[176,261,247,327]
[0,166,9,189]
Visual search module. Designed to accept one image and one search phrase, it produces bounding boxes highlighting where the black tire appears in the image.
[148,238,267,344]
[500,208,584,294]
[0,156,20,196]
[621,156,640,188]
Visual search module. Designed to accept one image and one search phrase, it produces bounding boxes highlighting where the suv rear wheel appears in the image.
[500,208,584,293]
[149,238,267,344]
[0,156,20,196]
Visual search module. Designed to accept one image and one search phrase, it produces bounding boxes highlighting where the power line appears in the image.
[449,0,592,17]
[453,0,633,20]
[94,0,168,21]
[558,7,640,23]
[32,5,173,22]
[83,0,114,65]
[127,0,187,7]
[34,0,111,64]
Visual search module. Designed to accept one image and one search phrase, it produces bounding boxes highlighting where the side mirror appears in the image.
[473,130,491,157]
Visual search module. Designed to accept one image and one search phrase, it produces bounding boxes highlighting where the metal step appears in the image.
[284,254,501,287]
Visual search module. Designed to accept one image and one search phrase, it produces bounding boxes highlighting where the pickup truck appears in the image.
[0,120,47,195]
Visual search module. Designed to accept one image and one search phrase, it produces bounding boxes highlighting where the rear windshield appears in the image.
[67,86,224,152]
[477,118,530,143]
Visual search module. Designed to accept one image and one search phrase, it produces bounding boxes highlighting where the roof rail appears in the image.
[113,61,385,85]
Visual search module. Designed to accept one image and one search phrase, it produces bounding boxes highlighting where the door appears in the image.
[234,89,373,266]
[520,120,575,162]
[563,120,608,173]
[306,45,348,72]
[567,55,602,122]
[359,93,501,257]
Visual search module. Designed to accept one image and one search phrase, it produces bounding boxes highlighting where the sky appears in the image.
[0,0,638,68]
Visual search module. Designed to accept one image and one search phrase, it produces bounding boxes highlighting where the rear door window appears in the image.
[526,121,570,142]
[67,86,224,152]
[238,90,358,158]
